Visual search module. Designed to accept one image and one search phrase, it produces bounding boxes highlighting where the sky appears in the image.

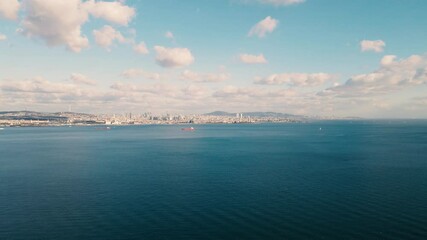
[1,0,427,118]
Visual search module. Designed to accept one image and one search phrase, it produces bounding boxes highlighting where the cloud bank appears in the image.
[256,73,334,87]
[319,54,427,97]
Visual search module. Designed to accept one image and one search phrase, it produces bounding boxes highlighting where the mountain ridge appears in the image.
[203,111,303,118]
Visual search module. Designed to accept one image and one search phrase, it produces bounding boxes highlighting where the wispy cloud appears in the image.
[165,31,174,39]
[239,54,268,64]
[180,70,229,83]
[133,42,149,54]
[70,73,97,86]
[237,0,305,7]
[360,40,386,53]
[249,16,279,38]
[121,69,161,80]
[255,73,334,87]
[258,0,305,6]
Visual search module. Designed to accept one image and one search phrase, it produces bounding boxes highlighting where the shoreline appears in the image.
[0,120,304,128]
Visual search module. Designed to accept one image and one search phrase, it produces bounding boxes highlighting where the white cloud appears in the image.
[111,81,212,100]
[0,77,208,113]
[19,0,135,52]
[210,85,337,116]
[255,73,334,87]
[0,77,124,111]
[1,76,76,93]
[121,68,161,80]
[0,34,7,41]
[213,85,256,98]
[258,0,305,6]
[212,85,301,111]
[93,25,127,49]
[239,53,267,64]
[70,73,97,85]
[165,31,174,39]
[180,70,229,83]
[83,0,135,26]
[411,96,427,108]
[133,41,149,54]
[0,0,20,20]
[154,46,195,68]
[381,55,396,66]
[20,0,90,52]
[360,40,386,53]
[319,54,427,97]
[109,82,211,107]
[110,82,181,97]
[182,85,208,98]
[248,16,278,38]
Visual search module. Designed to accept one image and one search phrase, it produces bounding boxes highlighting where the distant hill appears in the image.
[242,112,301,118]
[203,111,236,117]
[204,111,303,118]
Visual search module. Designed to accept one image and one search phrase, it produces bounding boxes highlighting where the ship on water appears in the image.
[95,126,111,130]
[181,127,195,131]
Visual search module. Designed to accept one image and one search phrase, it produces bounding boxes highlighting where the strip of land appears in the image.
[0,111,356,127]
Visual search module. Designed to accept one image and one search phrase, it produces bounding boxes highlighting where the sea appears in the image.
[1,121,427,239]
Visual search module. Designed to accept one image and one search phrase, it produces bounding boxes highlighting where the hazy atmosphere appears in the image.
[1,0,427,118]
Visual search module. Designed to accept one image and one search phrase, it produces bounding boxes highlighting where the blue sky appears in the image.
[1,0,427,117]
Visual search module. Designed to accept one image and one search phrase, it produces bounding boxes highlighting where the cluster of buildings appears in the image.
[0,111,301,127]
[76,112,301,125]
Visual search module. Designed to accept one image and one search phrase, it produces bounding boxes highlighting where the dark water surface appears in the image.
[1,121,427,239]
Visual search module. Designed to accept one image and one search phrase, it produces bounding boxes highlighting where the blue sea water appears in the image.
[1,121,427,239]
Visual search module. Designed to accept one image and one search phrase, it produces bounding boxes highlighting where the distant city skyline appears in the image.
[1,0,427,118]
